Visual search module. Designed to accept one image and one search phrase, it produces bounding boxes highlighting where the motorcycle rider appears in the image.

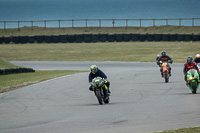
[88,65,111,94]
[194,54,200,64]
[157,50,173,76]
[183,56,200,84]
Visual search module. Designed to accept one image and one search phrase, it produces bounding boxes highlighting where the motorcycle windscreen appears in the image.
[188,69,196,77]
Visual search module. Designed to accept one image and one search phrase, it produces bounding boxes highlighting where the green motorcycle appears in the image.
[186,69,200,94]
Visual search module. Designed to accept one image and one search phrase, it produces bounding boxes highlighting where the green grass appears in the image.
[0,26,200,37]
[0,58,87,93]
[0,70,87,93]
[154,127,200,133]
[0,42,199,63]
[0,57,19,69]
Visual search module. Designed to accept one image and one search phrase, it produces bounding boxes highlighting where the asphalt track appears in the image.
[1,61,200,133]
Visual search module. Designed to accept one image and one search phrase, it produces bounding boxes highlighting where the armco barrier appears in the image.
[0,34,200,44]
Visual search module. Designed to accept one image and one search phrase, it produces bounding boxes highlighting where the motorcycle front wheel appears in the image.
[191,82,197,94]
[96,90,103,105]
[165,72,169,83]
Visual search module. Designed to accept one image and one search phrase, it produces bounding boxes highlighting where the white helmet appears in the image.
[196,54,200,58]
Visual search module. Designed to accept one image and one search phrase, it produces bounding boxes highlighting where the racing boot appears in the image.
[186,81,189,86]
[105,90,110,97]
[108,88,111,94]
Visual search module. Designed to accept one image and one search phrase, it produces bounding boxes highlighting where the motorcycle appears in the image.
[160,61,171,83]
[186,69,199,94]
[91,77,110,105]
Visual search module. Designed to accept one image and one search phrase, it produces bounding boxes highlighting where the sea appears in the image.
[0,0,200,28]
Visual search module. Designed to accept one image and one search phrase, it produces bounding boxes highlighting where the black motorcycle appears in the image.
[91,77,110,105]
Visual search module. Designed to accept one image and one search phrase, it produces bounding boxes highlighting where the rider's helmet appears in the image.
[90,65,98,74]
[195,54,200,59]
[187,56,193,64]
[161,50,166,56]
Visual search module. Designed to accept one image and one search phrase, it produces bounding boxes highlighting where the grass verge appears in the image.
[0,70,87,93]
[0,42,200,63]
[0,26,200,37]
[155,127,200,133]
[0,57,19,69]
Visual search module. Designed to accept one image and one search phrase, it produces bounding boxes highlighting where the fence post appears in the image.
[18,21,20,31]
[59,20,60,28]
[166,19,168,26]
[31,21,33,30]
[4,21,6,31]
[112,19,115,27]
[72,19,74,28]
[44,20,46,29]
[192,18,194,27]
[99,19,101,28]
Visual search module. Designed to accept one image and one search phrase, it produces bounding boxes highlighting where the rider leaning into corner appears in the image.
[183,56,200,84]
[156,50,173,76]
[88,65,111,94]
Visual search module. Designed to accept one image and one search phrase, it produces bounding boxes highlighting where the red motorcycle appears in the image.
[160,61,171,83]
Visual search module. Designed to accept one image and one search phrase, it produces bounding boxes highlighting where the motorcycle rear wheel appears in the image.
[104,97,110,104]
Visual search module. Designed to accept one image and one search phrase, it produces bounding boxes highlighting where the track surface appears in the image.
[1,61,200,133]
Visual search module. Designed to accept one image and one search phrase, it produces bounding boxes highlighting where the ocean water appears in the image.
[0,0,200,28]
